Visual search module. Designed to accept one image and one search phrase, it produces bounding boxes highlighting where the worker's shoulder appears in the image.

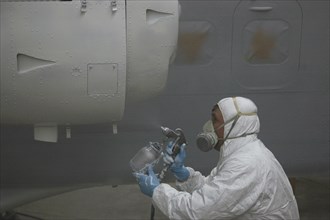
[230,140,272,169]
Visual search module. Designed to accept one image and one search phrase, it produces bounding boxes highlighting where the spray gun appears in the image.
[129,126,187,180]
[129,126,187,220]
[158,126,187,180]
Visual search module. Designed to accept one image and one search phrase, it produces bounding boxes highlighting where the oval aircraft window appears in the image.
[243,20,289,65]
[231,0,302,90]
[173,21,216,66]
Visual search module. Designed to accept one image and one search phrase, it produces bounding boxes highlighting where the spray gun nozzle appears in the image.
[161,126,186,145]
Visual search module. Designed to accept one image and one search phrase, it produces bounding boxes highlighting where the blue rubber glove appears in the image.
[134,165,160,197]
[163,142,190,182]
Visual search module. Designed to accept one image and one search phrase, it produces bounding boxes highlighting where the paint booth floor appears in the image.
[7,177,330,220]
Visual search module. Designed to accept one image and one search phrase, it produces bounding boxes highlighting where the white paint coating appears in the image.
[0,0,179,126]
[126,0,179,102]
[34,123,58,143]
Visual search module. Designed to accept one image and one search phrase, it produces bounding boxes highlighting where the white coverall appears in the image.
[152,97,300,220]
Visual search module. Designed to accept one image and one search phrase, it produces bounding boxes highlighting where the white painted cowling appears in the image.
[0,0,179,128]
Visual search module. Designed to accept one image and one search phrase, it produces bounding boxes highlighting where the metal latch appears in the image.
[111,1,118,12]
[81,0,87,13]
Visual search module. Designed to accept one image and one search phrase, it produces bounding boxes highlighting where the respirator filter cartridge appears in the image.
[196,132,218,152]
[196,120,219,152]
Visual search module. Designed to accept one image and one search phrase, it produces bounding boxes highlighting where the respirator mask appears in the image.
[196,120,220,152]
[196,115,240,152]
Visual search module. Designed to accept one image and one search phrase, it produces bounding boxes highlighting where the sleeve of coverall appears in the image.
[152,158,261,220]
[175,167,218,194]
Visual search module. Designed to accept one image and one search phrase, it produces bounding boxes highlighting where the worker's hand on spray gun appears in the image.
[133,165,160,197]
[163,142,190,182]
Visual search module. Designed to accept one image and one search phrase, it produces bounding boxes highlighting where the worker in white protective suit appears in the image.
[135,97,300,220]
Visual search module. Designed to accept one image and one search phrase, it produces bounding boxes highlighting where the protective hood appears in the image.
[217,97,260,139]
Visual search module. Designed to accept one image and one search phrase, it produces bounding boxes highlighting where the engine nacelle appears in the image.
[0,0,179,141]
